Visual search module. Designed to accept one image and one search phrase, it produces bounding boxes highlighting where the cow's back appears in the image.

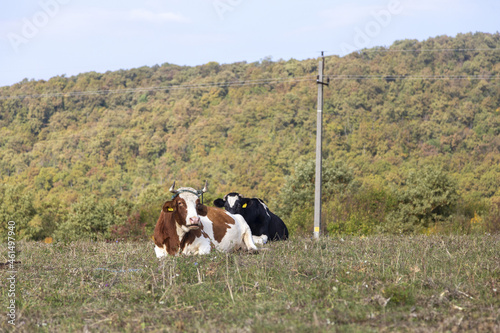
[201,207,256,252]
[241,199,270,236]
[267,211,289,240]
[253,199,288,241]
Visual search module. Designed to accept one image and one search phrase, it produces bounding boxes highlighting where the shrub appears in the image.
[382,165,459,233]
[485,197,500,233]
[0,184,37,240]
[55,195,119,241]
[33,197,69,241]
[134,184,171,236]
[327,186,395,235]
[276,159,356,235]
[109,212,147,241]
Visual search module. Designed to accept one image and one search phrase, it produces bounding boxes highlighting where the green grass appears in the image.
[1,235,499,332]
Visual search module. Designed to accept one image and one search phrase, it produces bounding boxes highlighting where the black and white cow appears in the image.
[214,193,288,244]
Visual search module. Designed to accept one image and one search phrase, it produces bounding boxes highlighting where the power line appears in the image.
[325,48,500,57]
[0,76,316,100]
[1,73,499,100]
[327,75,500,80]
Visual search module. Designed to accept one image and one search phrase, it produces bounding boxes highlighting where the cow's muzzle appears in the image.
[186,216,201,229]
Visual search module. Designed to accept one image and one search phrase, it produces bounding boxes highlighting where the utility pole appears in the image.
[314,52,329,240]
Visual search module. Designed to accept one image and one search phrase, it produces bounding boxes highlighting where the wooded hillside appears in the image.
[1,32,499,240]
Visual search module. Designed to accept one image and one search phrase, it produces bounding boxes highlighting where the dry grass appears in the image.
[1,235,499,332]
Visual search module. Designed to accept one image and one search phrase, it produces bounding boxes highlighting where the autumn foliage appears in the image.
[1,32,499,240]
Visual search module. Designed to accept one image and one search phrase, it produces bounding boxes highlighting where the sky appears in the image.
[0,0,498,87]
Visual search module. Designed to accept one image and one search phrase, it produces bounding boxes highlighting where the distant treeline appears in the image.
[1,32,499,241]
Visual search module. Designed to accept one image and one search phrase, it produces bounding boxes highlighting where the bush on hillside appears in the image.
[0,184,37,240]
[276,159,356,235]
[382,165,459,233]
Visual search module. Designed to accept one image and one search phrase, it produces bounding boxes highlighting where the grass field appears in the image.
[1,235,499,332]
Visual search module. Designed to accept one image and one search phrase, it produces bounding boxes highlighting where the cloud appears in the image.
[60,7,191,29]
[0,6,191,43]
[24,6,193,41]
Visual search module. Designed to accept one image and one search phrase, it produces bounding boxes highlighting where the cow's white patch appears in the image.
[178,189,201,226]
[155,244,167,258]
[257,199,271,218]
[176,222,190,238]
[182,236,212,255]
[252,235,268,245]
[227,195,238,208]
[227,212,258,251]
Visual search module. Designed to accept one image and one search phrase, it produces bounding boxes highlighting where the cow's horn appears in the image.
[201,180,208,193]
[169,181,178,194]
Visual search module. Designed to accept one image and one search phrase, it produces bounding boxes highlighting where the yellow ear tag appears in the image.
[242,203,247,208]
[167,208,174,212]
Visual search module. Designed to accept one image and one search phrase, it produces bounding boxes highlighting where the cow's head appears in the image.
[163,181,208,232]
[213,192,251,214]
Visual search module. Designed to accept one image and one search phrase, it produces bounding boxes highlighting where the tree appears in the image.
[0,184,37,240]
[383,165,459,233]
[1,33,499,239]
[55,195,116,241]
[276,159,356,235]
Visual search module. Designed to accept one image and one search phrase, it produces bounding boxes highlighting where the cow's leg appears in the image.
[252,235,268,245]
[242,227,258,251]
[181,236,213,255]
[196,243,212,255]
[154,245,167,258]
[192,240,212,255]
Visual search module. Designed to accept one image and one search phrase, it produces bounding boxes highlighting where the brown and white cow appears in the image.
[154,182,258,258]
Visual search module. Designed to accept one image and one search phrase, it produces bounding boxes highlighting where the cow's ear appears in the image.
[162,201,176,213]
[241,198,251,209]
[213,198,225,208]
[196,202,208,216]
